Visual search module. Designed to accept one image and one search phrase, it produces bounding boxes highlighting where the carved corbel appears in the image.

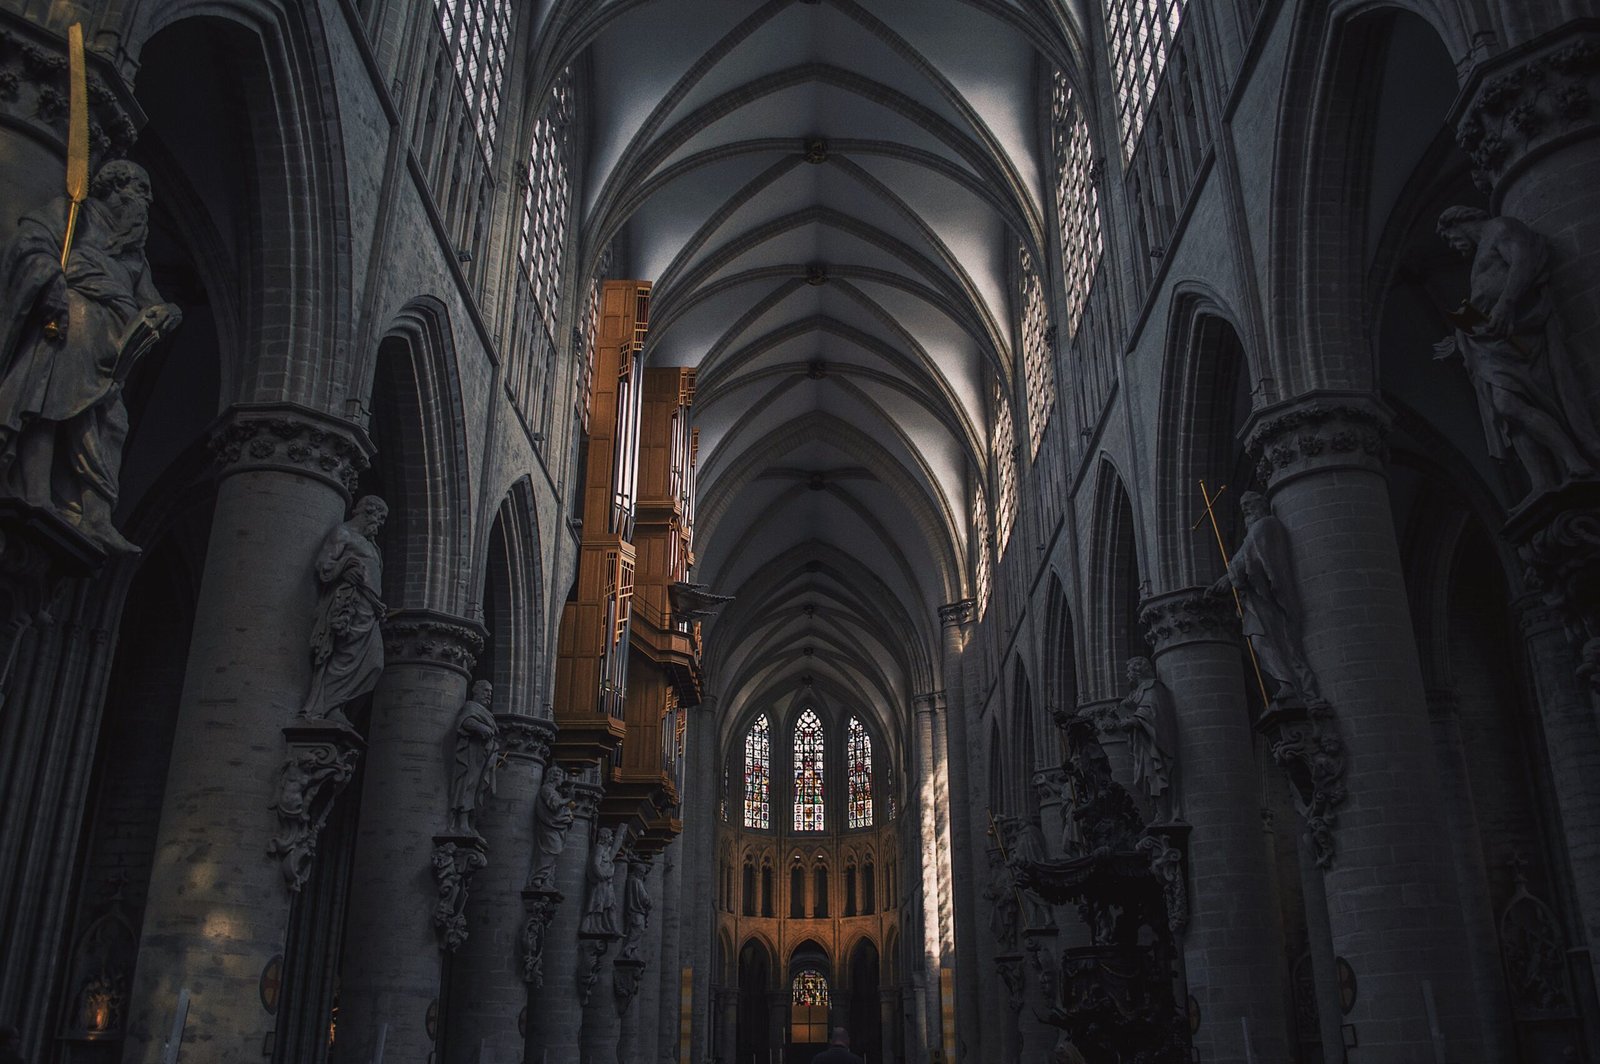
[578,938,611,1007]
[1256,704,1347,868]
[613,956,648,1016]
[519,888,562,988]
[430,836,488,951]
[267,719,363,892]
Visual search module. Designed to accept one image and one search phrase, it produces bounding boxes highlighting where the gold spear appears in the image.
[986,808,1031,934]
[1191,479,1274,712]
[43,23,88,343]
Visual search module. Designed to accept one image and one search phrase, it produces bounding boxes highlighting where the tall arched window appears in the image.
[792,970,830,1044]
[433,0,514,151]
[847,716,874,828]
[1018,247,1055,456]
[793,709,826,831]
[1052,70,1103,341]
[518,67,574,337]
[991,379,1019,555]
[1104,0,1189,156]
[744,714,770,829]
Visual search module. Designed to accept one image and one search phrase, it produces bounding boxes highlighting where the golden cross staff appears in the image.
[1191,479,1274,712]
[986,808,1030,932]
[61,22,89,269]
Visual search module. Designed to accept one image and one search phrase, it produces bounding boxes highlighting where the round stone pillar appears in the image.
[714,987,738,1062]
[655,845,683,1061]
[445,714,557,1064]
[1243,395,1480,1061]
[937,599,979,1059]
[993,954,1024,1064]
[123,405,370,1064]
[528,778,603,1062]
[1138,588,1291,1061]
[334,609,486,1064]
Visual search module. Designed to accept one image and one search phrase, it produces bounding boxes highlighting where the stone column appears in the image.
[334,609,486,1064]
[1243,396,1479,1061]
[912,693,942,1057]
[993,954,1024,1064]
[528,778,603,1062]
[879,988,899,1064]
[714,987,738,1063]
[123,406,370,1064]
[936,600,978,1059]
[614,852,656,1063]
[687,703,719,1064]
[1018,928,1059,1060]
[579,831,625,1064]
[656,845,684,1062]
[446,714,557,1064]
[768,989,788,1059]
[1139,588,1291,1061]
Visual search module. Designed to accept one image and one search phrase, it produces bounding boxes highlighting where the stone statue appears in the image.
[1211,491,1325,709]
[982,848,1020,952]
[1118,657,1180,823]
[301,495,388,725]
[447,680,500,836]
[619,857,653,961]
[528,763,575,890]
[580,824,628,936]
[1005,816,1055,930]
[0,160,181,552]
[1434,207,1600,493]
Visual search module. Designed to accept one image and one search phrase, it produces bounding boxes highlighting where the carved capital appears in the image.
[209,403,373,499]
[1454,26,1600,201]
[1256,704,1347,868]
[498,714,558,764]
[431,835,489,952]
[1136,828,1189,933]
[520,888,563,988]
[0,20,141,169]
[938,599,974,628]
[1139,587,1239,654]
[995,955,1026,1015]
[382,609,486,677]
[267,719,364,892]
[1244,395,1391,489]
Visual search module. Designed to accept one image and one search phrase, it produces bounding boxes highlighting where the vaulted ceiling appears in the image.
[539,0,1094,757]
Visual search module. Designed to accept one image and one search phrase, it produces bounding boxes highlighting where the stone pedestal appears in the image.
[528,778,602,1062]
[1139,588,1291,1061]
[335,611,485,1064]
[123,406,369,1064]
[1244,396,1480,1061]
[614,955,649,1062]
[994,954,1024,1064]
[447,714,557,1064]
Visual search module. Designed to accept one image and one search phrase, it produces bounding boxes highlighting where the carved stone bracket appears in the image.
[1256,703,1347,868]
[1025,930,1060,1011]
[1137,826,1190,933]
[498,714,558,764]
[382,609,486,678]
[995,954,1026,1016]
[578,937,613,1007]
[520,888,562,988]
[267,718,364,892]
[938,599,974,628]
[1244,396,1391,489]
[431,834,488,952]
[209,403,373,499]
[1140,587,1239,655]
[613,956,648,1017]
[1454,26,1600,200]
[0,19,142,168]
[1509,486,1600,695]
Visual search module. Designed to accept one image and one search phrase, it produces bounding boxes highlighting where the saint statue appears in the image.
[619,857,653,961]
[1434,206,1600,494]
[982,848,1020,953]
[0,160,182,552]
[1119,657,1180,823]
[447,680,500,836]
[580,824,628,937]
[301,495,388,726]
[528,763,575,890]
[1211,491,1324,709]
[1005,817,1055,930]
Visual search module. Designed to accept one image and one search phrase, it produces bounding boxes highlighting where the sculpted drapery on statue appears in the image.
[618,856,652,961]
[528,763,575,890]
[448,680,500,836]
[983,848,1021,952]
[1118,657,1180,823]
[580,824,628,937]
[0,160,181,553]
[302,495,388,725]
[1434,207,1600,494]
[1210,491,1325,710]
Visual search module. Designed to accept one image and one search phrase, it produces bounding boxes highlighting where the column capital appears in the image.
[0,15,142,171]
[571,780,605,821]
[497,714,558,764]
[209,402,374,500]
[1243,392,1391,489]
[1139,586,1239,655]
[913,693,939,716]
[938,599,974,628]
[1453,23,1600,204]
[381,608,487,677]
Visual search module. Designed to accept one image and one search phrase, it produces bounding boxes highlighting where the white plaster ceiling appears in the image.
[543,0,1091,758]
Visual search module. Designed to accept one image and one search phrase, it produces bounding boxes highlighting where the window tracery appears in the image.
[1104,0,1189,157]
[847,716,873,829]
[1052,70,1104,342]
[518,68,573,339]
[1019,248,1055,456]
[433,0,514,154]
[992,379,1019,556]
[793,709,826,831]
[974,484,993,619]
[744,714,770,830]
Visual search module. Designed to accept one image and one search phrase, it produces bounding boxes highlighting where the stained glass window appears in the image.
[518,68,573,338]
[793,709,825,831]
[992,380,1018,556]
[743,714,770,829]
[847,716,873,828]
[433,0,514,153]
[973,484,992,620]
[1019,247,1055,456]
[791,970,830,1043]
[1052,71,1104,341]
[793,969,829,1006]
[1104,0,1189,158]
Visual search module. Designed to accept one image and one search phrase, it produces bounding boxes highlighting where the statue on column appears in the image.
[301,495,388,726]
[0,160,182,553]
[447,680,500,836]
[580,824,629,937]
[1004,816,1055,930]
[618,856,653,961]
[1434,206,1600,494]
[528,763,575,890]
[982,848,1020,952]
[1210,491,1325,709]
[1117,657,1181,823]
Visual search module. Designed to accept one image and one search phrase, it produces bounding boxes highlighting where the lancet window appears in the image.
[433,0,514,153]
[518,68,574,338]
[793,709,826,831]
[847,716,873,829]
[992,379,1019,556]
[1019,248,1055,456]
[743,713,770,829]
[1052,70,1104,341]
[973,485,993,619]
[1104,0,1189,157]
[792,970,831,1043]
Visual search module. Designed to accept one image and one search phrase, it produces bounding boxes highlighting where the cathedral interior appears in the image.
[3,1,1600,1062]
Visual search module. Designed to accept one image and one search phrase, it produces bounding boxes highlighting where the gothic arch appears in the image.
[477,478,545,713]
[1084,459,1145,699]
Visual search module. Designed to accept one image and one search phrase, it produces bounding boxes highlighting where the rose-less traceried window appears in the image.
[792,970,830,1043]
[847,716,873,829]
[433,0,514,153]
[518,68,574,339]
[1103,0,1189,158]
[1052,70,1104,341]
[793,709,826,831]
[992,379,1019,556]
[1019,247,1055,456]
[973,484,992,620]
[743,713,770,829]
